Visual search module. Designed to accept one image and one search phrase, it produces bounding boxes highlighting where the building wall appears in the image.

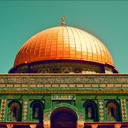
[0,74,128,128]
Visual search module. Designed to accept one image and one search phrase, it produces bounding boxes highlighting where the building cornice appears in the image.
[0,90,128,94]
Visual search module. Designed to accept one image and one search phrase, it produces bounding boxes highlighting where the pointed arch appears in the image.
[83,100,98,122]
[105,100,121,121]
[30,100,44,122]
[8,100,22,121]
[50,107,77,128]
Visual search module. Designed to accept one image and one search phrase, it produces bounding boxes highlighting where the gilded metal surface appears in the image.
[14,26,114,67]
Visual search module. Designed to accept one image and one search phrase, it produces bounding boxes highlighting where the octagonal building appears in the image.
[0,16,128,128]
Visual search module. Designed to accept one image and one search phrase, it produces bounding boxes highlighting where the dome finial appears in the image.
[61,15,66,26]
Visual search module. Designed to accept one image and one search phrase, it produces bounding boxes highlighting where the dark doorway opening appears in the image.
[51,107,77,128]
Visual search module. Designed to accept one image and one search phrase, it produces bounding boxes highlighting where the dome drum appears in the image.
[9,59,118,74]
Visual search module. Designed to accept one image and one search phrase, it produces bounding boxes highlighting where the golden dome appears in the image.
[14,26,114,67]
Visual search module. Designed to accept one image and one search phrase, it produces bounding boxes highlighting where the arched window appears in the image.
[106,101,120,121]
[52,68,59,73]
[86,104,94,119]
[61,67,72,73]
[74,68,81,73]
[31,101,44,122]
[84,101,98,122]
[8,101,21,121]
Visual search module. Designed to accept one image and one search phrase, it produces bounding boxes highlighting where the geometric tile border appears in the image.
[99,100,104,121]
[121,99,127,120]
[0,99,6,120]
[23,100,28,121]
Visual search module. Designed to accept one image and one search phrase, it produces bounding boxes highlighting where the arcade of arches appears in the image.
[3,100,125,128]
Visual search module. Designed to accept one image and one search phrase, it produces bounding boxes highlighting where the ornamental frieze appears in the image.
[0,75,128,84]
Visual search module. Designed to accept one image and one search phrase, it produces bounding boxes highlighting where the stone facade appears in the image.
[0,74,128,127]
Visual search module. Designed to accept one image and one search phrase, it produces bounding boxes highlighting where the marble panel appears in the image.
[14,84,21,87]
[115,84,121,87]
[45,84,51,88]
[69,84,75,87]
[60,84,68,87]
[84,84,91,87]
[107,84,114,87]
[37,84,44,87]
[99,84,106,87]
[52,84,59,87]
[7,84,13,87]
[22,84,28,87]
[0,84,6,87]
[29,84,36,87]
[77,84,83,87]
[122,84,128,87]
[92,84,98,87]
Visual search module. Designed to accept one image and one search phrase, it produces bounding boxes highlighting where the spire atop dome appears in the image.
[61,15,66,26]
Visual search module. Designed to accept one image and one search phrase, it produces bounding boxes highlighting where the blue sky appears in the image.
[0,1,128,73]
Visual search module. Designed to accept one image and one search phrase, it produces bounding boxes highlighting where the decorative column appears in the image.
[0,99,6,121]
[6,124,13,128]
[43,120,51,128]
[98,100,104,121]
[121,99,127,121]
[22,99,29,121]
[30,124,37,128]
[114,124,121,128]
[91,124,98,128]
[43,110,51,128]
[77,121,84,128]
